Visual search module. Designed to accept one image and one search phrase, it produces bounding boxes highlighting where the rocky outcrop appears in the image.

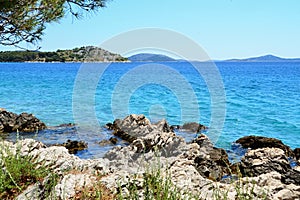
[110,114,151,143]
[0,109,46,133]
[239,147,291,176]
[104,114,187,165]
[239,147,300,186]
[191,134,231,181]
[108,114,179,154]
[236,135,294,157]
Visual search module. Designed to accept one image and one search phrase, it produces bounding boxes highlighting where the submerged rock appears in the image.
[180,122,207,133]
[55,140,88,154]
[236,135,294,157]
[57,123,75,127]
[109,137,118,144]
[170,122,207,133]
[99,137,118,146]
[0,109,46,133]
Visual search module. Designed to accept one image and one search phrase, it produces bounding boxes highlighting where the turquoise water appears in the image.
[0,62,299,158]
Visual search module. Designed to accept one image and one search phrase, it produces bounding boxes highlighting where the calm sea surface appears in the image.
[0,62,299,158]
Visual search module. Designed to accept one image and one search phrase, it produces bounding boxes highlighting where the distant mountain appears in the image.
[129,53,176,62]
[226,54,300,62]
[0,46,128,62]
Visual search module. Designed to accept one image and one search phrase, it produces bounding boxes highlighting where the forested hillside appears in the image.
[0,46,128,62]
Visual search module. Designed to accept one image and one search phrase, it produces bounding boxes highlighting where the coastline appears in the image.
[1,111,300,199]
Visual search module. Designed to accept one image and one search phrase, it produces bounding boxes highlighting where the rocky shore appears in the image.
[1,112,300,199]
[0,109,46,133]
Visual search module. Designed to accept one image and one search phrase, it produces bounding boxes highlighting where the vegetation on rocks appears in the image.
[0,142,57,199]
[0,46,128,62]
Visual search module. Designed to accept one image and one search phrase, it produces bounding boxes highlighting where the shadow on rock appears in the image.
[54,139,88,154]
[0,109,46,133]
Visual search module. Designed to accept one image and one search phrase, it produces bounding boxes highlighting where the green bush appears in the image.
[0,143,56,199]
[117,165,195,200]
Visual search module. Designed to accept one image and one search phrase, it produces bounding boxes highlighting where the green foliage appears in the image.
[117,167,195,200]
[212,179,268,200]
[0,143,57,199]
[0,0,108,47]
[116,57,129,62]
[212,167,268,200]
[0,46,127,62]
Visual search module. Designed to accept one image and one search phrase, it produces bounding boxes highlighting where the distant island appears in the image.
[128,53,300,62]
[0,46,128,62]
[128,53,176,62]
[225,54,300,62]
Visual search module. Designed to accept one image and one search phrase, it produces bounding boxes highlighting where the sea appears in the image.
[0,61,299,159]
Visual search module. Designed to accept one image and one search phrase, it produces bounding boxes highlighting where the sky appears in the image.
[0,0,300,60]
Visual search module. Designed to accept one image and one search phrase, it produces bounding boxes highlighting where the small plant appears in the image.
[0,141,57,199]
[117,165,196,200]
[212,166,269,200]
[71,173,115,200]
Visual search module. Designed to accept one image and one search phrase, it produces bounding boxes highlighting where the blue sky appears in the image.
[1,0,300,60]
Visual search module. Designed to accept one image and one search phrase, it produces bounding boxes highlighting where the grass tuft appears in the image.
[0,141,57,199]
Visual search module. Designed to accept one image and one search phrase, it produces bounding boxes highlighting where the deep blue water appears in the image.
[0,62,299,158]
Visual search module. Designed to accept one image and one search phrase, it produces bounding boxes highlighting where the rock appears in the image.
[57,123,75,127]
[55,140,88,154]
[113,129,137,143]
[236,135,294,157]
[191,133,213,148]
[0,110,46,133]
[105,122,114,130]
[282,169,300,185]
[294,148,300,160]
[246,171,300,199]
[54,173,97,199]
[109,114,176,146]
[294,166,300,172]
[191,134,231,181]
[240,147,291,177]
[102,115,188,177]
[99,139,112,146]
[109,137,118,144]
[180,122,207,133]
[153,119,173,133]
[214,171,300,200]
[110,114,152,143]
[99,137,118,146]
[169,158,213,196]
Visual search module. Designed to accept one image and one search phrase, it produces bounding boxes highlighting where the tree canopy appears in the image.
[0,0,107,47]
